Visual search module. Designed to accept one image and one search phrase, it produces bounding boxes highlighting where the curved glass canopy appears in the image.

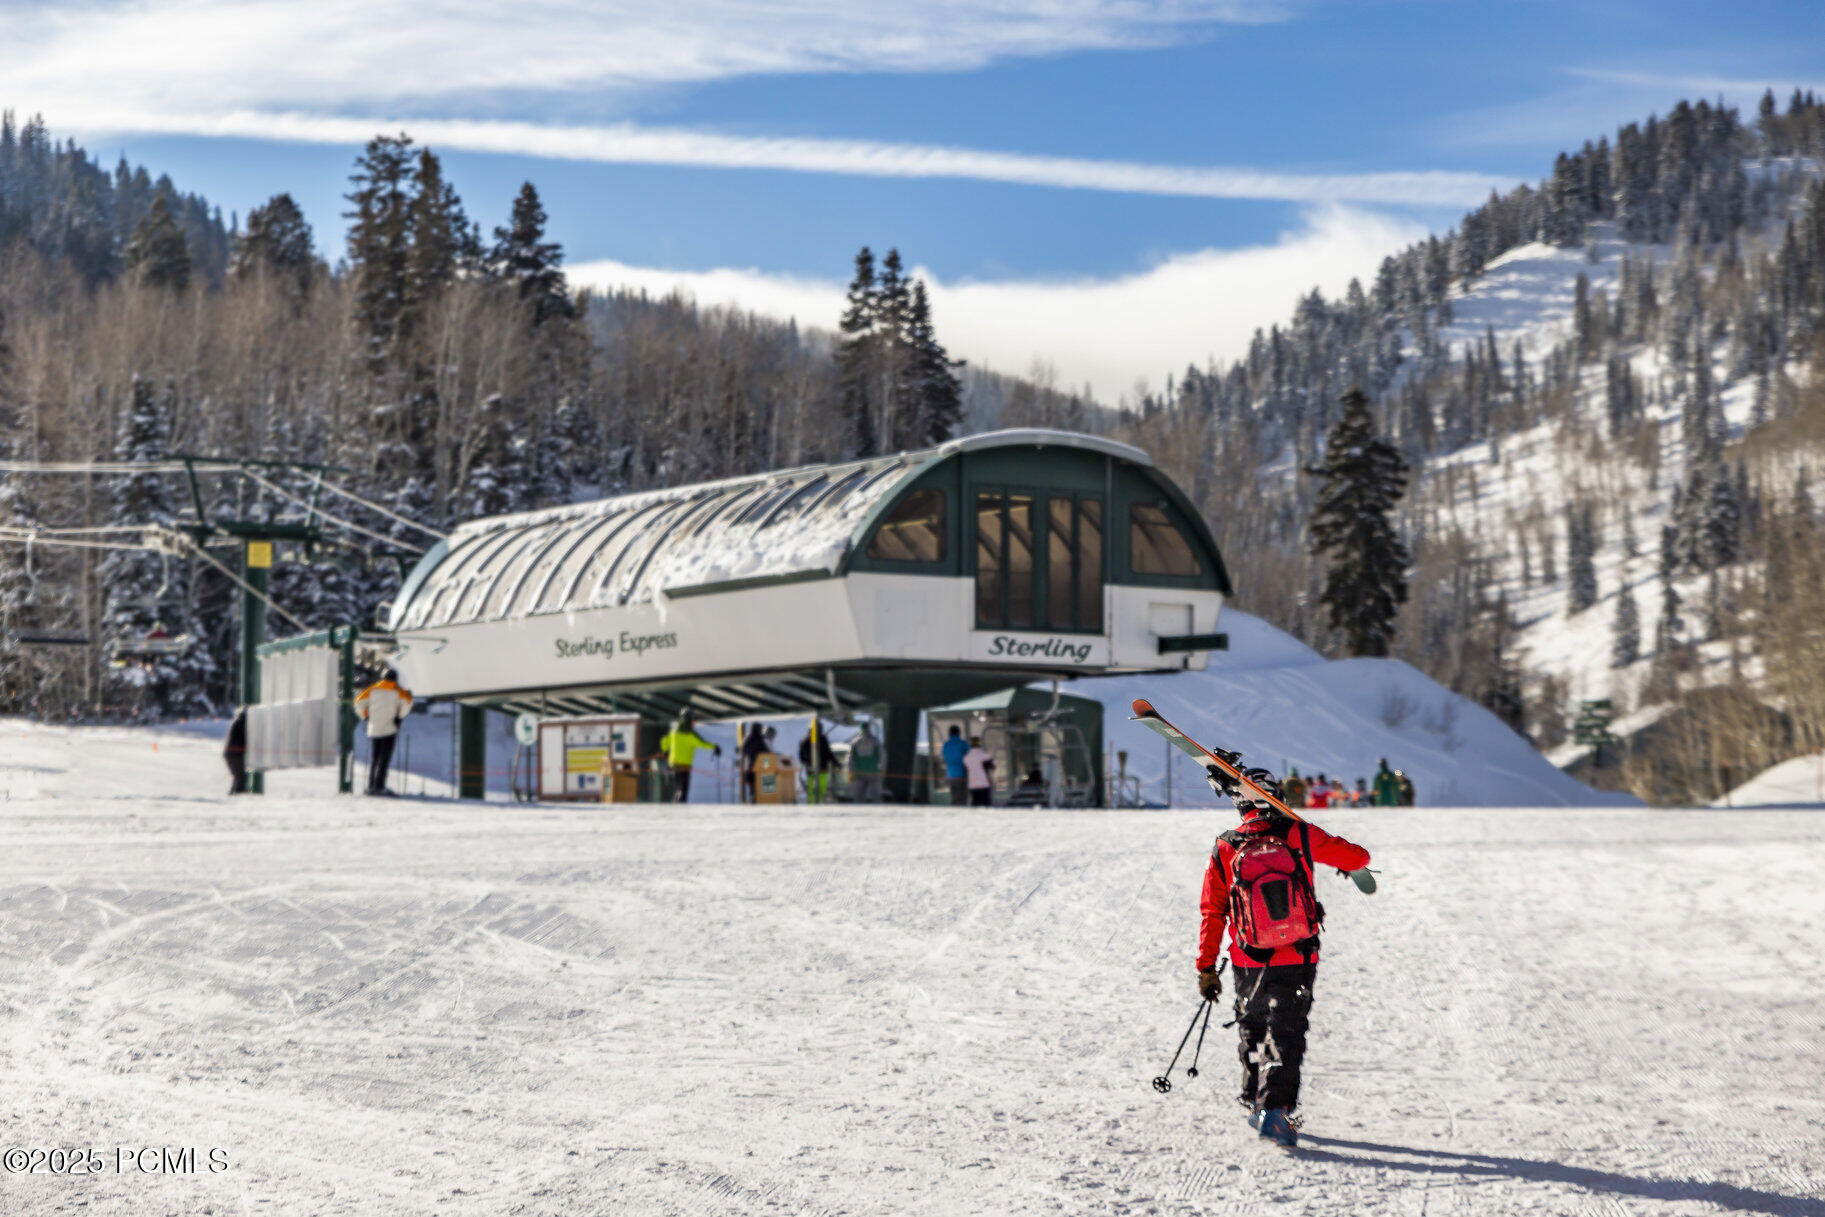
[390,430,1156,633]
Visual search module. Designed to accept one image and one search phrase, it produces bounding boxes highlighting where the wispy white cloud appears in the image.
[570,204,1430,401]
[1564,67,1825,99]
[49,105,1513,207]
[11,0,1507,207]
[6,0,1288,112]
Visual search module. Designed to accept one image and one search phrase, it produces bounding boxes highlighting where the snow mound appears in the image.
[1714,752,1825,808]
[1079,610,1632,807]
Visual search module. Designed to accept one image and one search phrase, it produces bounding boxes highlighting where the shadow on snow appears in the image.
[1297,1134,1824,1217]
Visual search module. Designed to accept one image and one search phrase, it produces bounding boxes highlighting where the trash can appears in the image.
[599,759,641,804]
[754,753,798,805]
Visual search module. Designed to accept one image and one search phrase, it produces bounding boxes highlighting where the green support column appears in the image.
[458,704,487,800]
[883,706,921,804]
[336,626,357,795]
[240,539,271,795]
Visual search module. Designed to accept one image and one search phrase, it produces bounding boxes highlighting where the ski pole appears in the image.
[1186,999,1214,1078]
[1152,1000,1209,1094]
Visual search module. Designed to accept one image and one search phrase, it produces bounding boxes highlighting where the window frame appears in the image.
[972,483,1106,635]
[865,486,949,566]
[1124,497,1208,585]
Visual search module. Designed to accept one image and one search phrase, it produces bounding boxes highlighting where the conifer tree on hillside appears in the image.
[1565,501,1598,613]
[123,194,192,291]
[1611,581,1641,667]
[489,182,573,326]
[837,247,879,454]
[454,394,527,521]
[1307,388,1409,657]
[344,134,416,359]
[231,193,315,297]
[98,378,214,716]
[872,249,914,450]
[1655,525,1684,655]
[908,280,963,445]
[836,247,961,456]
[402,150,480,339]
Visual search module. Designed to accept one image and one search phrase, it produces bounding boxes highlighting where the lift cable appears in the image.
[239,469,426,555]
[0,526,311,633]
[305,476,448,543]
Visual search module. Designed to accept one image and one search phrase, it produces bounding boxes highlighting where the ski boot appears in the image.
[1257,1108,1298,1147]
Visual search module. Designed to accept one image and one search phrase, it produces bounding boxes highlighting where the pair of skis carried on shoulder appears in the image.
[1130,698,1378,894]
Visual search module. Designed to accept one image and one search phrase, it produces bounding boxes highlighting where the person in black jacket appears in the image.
[739,723,770,804]
[224,709,249,795]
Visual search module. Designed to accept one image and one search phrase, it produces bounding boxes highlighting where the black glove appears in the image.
[1196,966,1223,1002]
[1205,765,1240,797]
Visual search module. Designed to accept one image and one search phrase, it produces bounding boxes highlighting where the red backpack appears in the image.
[1218,814,1323,959]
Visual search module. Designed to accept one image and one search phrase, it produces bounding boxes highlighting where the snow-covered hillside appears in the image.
[1716,751,1825,807]
[1081,611,1626,807]
[1410,192,1819,731]
[0,723,1820,1216]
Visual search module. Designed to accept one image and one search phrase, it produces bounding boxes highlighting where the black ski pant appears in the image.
[225,753,247,795]
[1233,961,1316,1113]
[367,733,397,793]
[674,767,693,802]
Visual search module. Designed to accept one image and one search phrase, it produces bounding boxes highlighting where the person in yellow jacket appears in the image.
[354,668,414,796]
[659,713,721,802]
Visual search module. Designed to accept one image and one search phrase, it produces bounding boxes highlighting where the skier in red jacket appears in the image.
[1195,764,1370,1146]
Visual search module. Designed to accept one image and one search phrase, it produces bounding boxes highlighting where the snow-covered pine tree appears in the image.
[1307,387,1410,657]
[1566,500,1598,613]
[490,182,573,326]
[1611,582,1641,667]
[1702,461,1742,568]
[99,377,215,717]
[1655,525,1684,654]
[123,194,192,291]
[1573,272,1595,359]
[454,394,526,521]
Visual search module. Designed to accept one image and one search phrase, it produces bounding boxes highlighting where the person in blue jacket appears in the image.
[941,724,969,806]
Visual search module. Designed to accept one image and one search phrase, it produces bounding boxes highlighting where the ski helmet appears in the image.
[1236,767,1283,810]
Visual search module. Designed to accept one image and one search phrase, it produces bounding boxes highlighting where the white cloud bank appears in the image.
[570,204,1430,402]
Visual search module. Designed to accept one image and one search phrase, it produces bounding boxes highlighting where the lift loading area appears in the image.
[269,429,1230,803]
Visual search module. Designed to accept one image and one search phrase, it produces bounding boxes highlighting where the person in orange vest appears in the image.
[354,668,414,796]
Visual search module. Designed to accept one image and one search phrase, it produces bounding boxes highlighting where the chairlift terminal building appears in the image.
[384,429,1231,801]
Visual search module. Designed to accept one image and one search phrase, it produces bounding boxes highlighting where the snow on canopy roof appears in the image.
[392,430,1151,632]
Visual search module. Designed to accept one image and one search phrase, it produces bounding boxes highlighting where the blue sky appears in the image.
[9,0,1821,398]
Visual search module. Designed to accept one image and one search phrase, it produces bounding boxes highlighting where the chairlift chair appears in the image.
[106,624,195,667]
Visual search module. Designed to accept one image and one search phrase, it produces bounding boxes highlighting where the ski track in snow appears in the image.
[1,723,1823,1215]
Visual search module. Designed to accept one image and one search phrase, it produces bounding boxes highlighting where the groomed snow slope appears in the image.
[2,722,1822,1217]
[1082,611,1629,807]
[1716,752,1825,808]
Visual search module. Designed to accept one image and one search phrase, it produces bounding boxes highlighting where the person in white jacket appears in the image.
[354,668,414,796]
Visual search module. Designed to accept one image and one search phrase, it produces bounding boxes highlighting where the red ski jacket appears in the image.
[1197,811,1371,970]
